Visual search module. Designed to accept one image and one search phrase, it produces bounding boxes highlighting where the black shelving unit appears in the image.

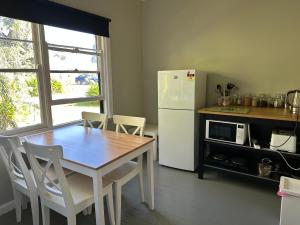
[198,108,300,185]
[204,163,279,184]
[204,139,300,160]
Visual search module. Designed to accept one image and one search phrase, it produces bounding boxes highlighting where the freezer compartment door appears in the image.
[158,70,195,110]
[158,109,195,171]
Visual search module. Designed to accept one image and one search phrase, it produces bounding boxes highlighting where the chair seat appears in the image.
[45,173,112,208]
[14,174,33,193]
[14,167,73,191]
[144,124,158,136]
[105,161,138,181]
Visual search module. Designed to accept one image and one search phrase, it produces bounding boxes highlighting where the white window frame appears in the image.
[0,19,113,135]
[0,23,48,135]
[40,25,107,127]
[100,37,113,118]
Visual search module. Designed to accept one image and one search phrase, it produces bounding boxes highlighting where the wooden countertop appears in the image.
[198,107,299,122]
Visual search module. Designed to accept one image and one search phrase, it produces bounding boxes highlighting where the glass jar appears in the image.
[244,94,252,106]
[274,94,284,108]
[217,96,223,106]
[222,96,230,106]
[237,95,243,106]
[231,94,238,106]
[258,158,272,177]
[258,94,268,107]
[252,96,258,107]
[268,96,275,107]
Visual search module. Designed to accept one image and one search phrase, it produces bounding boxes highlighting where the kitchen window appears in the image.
[0,16,112,134]
[0,17,44,133]
[43,25,106,125]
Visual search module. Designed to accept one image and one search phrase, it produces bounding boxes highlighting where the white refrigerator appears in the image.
[158,70,207,171]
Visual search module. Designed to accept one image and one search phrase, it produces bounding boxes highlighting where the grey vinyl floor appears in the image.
[0,162,281,225]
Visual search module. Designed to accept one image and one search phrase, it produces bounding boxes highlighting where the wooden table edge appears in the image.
[198,107,299,122]
[62,138,155,170]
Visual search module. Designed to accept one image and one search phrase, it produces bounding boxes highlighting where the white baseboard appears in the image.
[0,201,15,216]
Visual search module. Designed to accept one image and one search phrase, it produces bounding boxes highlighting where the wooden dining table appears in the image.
[24,125,155,225]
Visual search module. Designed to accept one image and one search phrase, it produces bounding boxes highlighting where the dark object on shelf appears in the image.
[215,83,238,97]
[204,163,279,183]
[231,157,247,167]
[207,154,249,173]
[216,84,223,96]
[227,83,238,91]
[213,154,227,161]
[257,94,269,107]
[258,158,272,177]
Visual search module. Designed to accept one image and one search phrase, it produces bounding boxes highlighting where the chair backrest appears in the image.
[23,141,74,209]
[113,115,146,136]
[82,111,108,130]
[0,135,36,193]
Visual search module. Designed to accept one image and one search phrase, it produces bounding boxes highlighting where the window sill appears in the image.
[1,121,83,140]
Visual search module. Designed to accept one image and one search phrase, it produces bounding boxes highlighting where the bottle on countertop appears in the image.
[268,96,275,107]
[252,96,258,107]
[274,94,285,108]
[258,94,268,107]
[237,95,243,106]
[244,94,252,106]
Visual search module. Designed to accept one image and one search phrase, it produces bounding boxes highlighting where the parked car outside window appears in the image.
[75,74,98,85]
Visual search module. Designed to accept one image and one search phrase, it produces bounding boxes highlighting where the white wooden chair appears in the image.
[0,135,39,225]
[23,141,115,225]
[0,135,74,225]
[105,115,146,225]
[82,112,108,130]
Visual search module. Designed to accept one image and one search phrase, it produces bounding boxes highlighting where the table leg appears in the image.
[93,172,105,225]
[153,136,158,161]
[147,142,155,210]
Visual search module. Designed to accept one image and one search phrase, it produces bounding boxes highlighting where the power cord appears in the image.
[264,148,300,171]
[265,109,300,171]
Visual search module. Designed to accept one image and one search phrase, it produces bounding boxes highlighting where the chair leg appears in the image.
[13,190,22,223]
[106,189,115,225]
[67,214,76,225]
[41,204,50,225]
[115,183,122,225]
[30,194,39,225]
[21,195,28,210]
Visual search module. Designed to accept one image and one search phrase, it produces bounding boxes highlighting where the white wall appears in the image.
[142,0,300,123]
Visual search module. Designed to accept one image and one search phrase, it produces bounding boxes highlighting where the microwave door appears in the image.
[209,122,237,143]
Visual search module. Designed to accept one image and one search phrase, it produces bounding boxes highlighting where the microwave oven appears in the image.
[206,120,248,145]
